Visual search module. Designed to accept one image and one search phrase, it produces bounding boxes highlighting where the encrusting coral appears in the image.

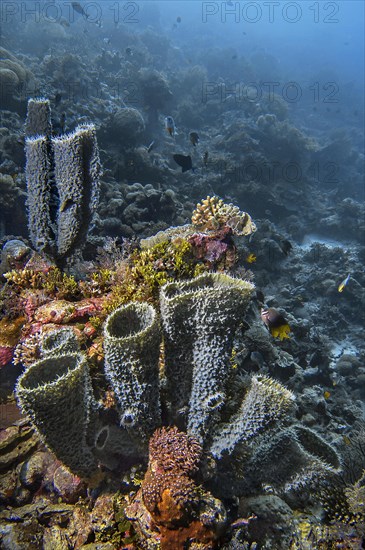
[126,426,227,549]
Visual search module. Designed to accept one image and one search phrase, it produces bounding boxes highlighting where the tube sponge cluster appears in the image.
[16,327,140,477]
[24,98,101,261]
[160,273,255,442]
[14,271,340,496]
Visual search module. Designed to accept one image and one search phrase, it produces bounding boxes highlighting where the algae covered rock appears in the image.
[109,107,145,145]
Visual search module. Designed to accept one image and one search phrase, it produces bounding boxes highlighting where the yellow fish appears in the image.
[270,324,291,341]
[246,253,257,263]
[261,308,291,340]
[323,391,331,399]
[338,273,350,292]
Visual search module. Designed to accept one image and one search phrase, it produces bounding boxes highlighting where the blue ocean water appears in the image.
[0,1,364,548]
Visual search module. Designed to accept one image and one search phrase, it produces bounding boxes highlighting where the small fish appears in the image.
[323,391,331,400]
[71,2,88,17]
[173,154,195,173]
[338,274,350,292]
[189,132,199,146]
[232,54,237,60]
[60,198,74,212]
[146,140,155,153]
[103,37,111,45]
[280,239,292,256]
[203,151,209,167]
[59,17,70,28]
[342,435,351,446]
[246,253,256,263]
[54,92,62,104]
[176,16,182,23]
[261,307,291,340]
[125,47,133,56]
[165,116,176,137]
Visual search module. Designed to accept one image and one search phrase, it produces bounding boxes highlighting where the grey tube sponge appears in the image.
[93,424,140,470]
[24,99,101,261]
[25,98,52,138]
[242,424,341,493]
[15,352,98,478]
[25,135,56,256]
[210,375,295,459]
[52,124,101,258]
[40,328,80,357]
[103,302,161,440]
[160,273,254,443]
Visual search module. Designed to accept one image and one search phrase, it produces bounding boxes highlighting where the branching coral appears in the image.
[318,425,365,535]
[4,266,80,299]
[192,196,257,236]
[102,238,208,314]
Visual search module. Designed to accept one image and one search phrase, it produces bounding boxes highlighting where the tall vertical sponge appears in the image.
[209,375,295,459]
[160,274,254,443]
[52,124,101,259]
[15,352,98,478]
[24,99,101,262]
[25,98,52,138]
[25,135,56,255]
[103,302,161,440]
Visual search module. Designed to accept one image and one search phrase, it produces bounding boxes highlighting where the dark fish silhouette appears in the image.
[173,154,194,173]
[189,132,199,146]
[203,151,209,167]
[72,2,88,17]
[280,239,292,256]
